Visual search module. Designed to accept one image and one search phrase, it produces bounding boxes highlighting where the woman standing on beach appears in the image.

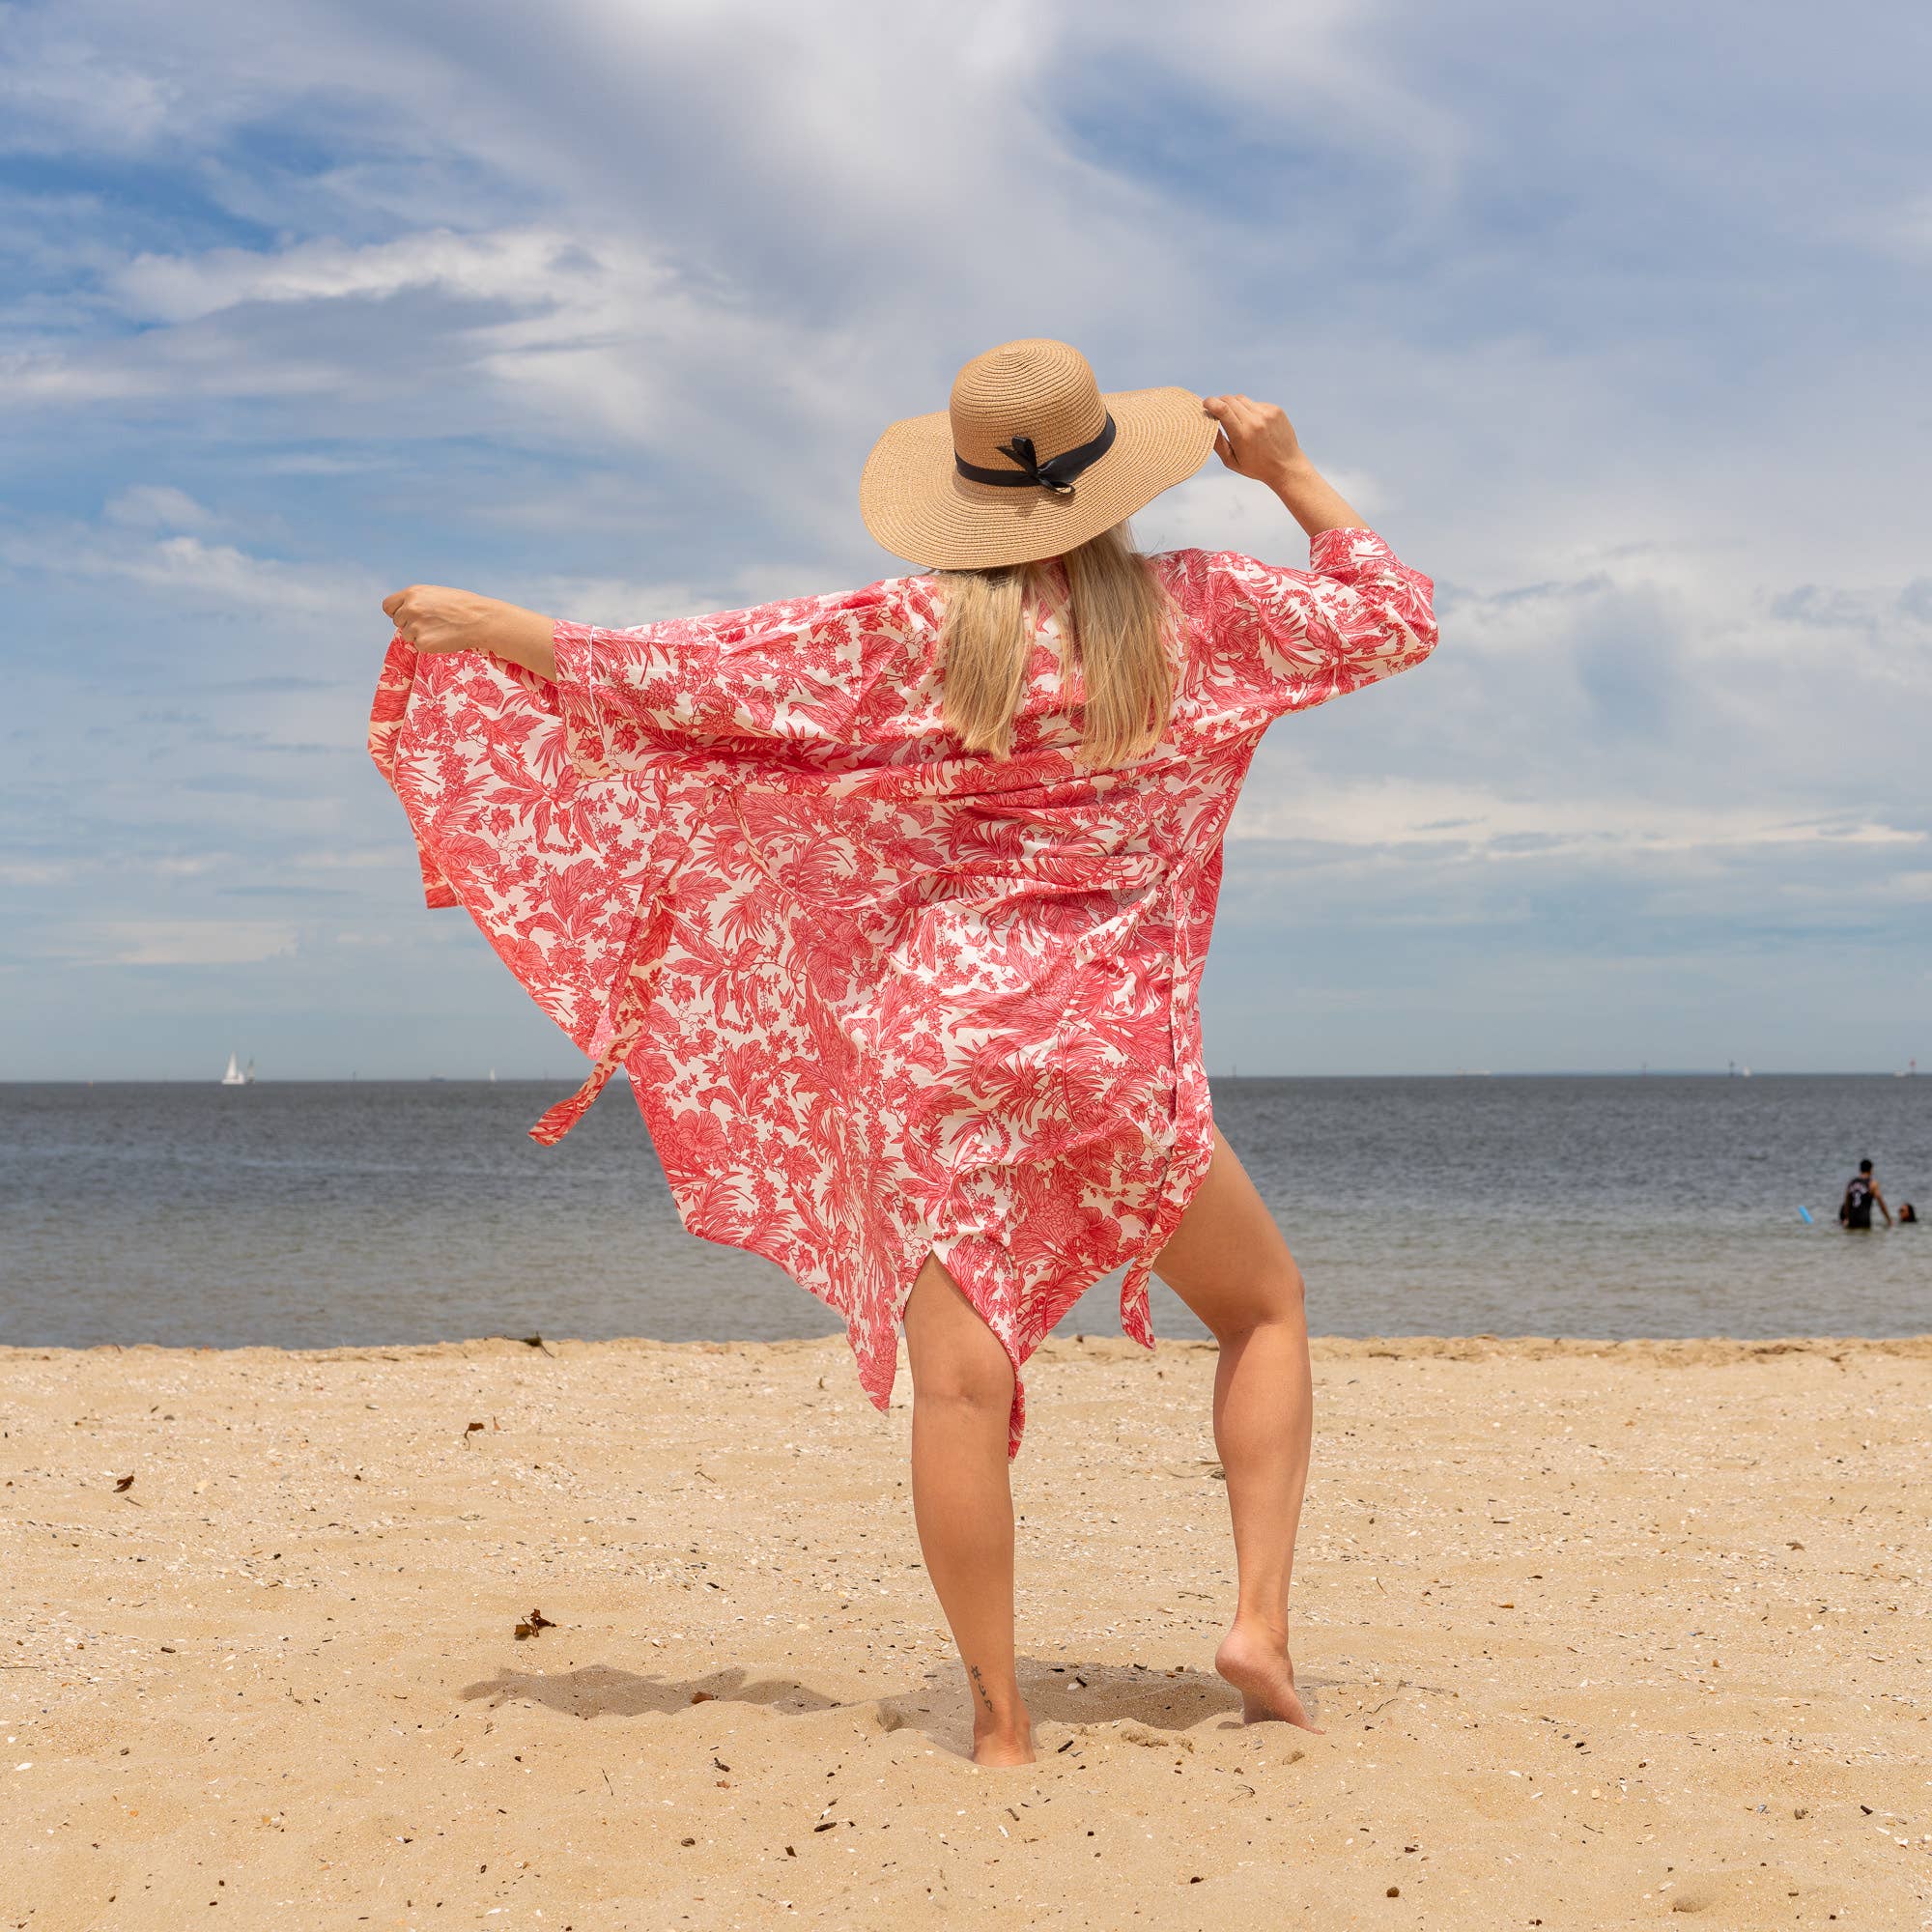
[374,339,1437,1768]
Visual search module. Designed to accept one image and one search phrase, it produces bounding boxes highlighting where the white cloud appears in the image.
[0,523,373,620]
[106,227,595,325]
[1092,0,1467,184]
[103,485,213,530]
[1837,190,1932,263]
[515,571,720,626]
[0,24,181,153]
[290,847,414,874]
[91,920,299,966]
[1136,467,1384,558]
[1228,780,1928,860]
[0,349,175,405]
[119,535,364,616]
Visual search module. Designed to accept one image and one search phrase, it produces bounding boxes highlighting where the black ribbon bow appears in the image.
[954,413,1118,497]
[996,434,1073,496]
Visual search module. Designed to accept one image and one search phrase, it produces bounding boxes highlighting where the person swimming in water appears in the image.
[1898,1201,1918,1224]
[1839,1159,1892,1230]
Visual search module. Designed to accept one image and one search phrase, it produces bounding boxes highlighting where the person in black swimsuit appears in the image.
[1839,1159,1892,1230]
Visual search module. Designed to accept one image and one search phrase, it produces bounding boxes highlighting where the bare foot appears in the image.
[972,1721,1037,1767]
[1215,1620,1322,1733]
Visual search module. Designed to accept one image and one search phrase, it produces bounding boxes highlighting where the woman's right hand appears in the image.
[1203,394,1305,489]
[1203,393,1364,538]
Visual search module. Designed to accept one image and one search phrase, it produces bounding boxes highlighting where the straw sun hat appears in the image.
[860,338,1218,571]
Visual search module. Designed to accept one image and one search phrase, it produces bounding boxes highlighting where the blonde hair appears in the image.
[935,523,1179,766]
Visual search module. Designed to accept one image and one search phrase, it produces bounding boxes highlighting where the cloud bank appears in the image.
[1,0,1925,1076]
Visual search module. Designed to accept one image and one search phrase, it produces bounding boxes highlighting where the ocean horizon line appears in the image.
[2,1068,1922,1086]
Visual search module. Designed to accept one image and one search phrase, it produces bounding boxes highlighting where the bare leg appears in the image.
[901,1253,1035,1766]
[1151,1125,1321,1731]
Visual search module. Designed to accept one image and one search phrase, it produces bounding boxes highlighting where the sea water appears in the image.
[2,1076,1926,1349]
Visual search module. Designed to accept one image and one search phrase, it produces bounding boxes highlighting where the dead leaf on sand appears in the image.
[113,1475,134,1492]
[512,1607,558,1641]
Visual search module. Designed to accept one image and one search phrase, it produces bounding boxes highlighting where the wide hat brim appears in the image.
[860,384,1219,571]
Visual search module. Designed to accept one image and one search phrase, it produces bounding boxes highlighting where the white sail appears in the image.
[221,1051,246,1087]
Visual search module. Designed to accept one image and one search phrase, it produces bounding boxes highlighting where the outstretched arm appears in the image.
[1202,394,1363,538]
[381,585,556,682]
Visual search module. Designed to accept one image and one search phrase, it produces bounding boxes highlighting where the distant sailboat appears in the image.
[221,1051,247,1087]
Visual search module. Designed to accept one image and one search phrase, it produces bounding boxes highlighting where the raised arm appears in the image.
[1203,393,1363,539]
[1179,395,1436,723]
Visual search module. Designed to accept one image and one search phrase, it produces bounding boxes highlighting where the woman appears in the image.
[374,339,1437,1768]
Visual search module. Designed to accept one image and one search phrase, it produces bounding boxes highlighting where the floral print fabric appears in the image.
[369,526,1436,1456]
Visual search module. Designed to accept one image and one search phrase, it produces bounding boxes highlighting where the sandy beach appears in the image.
[5,1330,1929,1930]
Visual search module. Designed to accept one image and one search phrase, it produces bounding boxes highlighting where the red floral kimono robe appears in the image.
[369,525,1437,1455]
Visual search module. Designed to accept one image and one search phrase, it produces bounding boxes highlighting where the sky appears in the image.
[1,0,1927,1080]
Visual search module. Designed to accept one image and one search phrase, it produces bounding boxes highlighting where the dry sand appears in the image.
[4,1331,1929,1930]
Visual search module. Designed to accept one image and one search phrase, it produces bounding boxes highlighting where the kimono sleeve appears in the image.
[548,577,919,777]
[1193,526,1438,722]
[367,636,685,1084]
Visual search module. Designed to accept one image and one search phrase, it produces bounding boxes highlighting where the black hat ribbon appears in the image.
[954,413,1118,497]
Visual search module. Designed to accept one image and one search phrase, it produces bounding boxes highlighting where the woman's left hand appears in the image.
[381,584,507,656]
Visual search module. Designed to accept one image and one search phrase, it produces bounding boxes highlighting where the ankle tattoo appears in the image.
[967,1662,998,1717]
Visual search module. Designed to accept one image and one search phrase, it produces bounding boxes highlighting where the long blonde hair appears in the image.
[935,523,1179,766]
